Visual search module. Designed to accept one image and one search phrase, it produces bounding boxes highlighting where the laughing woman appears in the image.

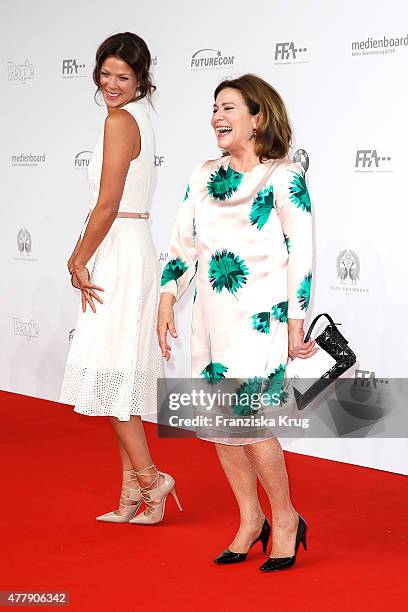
[60,32,181,525]
[158,74,315,571]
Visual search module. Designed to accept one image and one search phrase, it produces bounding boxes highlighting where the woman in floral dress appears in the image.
[158,74,316,571]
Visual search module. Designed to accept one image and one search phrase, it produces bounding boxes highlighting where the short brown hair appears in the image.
[214,74,291,161]
[93,32,156,103]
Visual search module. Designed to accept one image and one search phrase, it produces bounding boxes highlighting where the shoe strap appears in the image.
[135,464,161,513]
[123,468,139,483]
[119,468,141,509]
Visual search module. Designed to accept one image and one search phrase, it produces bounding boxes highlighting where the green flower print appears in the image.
[271,301,288,323]
[232,377,264,416]
[251,302,287,334]
[160,257,188,287]
[208,249,249,297]
[249,185,274,229]
[251,312,271,334]
[297,272,312,311]
[183,184,190,202]
[187,261,198,290]
[207,164,243,201]
[289,172,311,213]
[200,361,228,385]
[264,364,288,407]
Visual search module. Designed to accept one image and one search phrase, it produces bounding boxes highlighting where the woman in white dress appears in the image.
[158,75,316,569]
[60,32,182,525]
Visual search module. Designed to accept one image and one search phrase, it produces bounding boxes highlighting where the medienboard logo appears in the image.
[274,42,309,64]
[7,60,34,84]
[13,317,39,341]
[293,149,309,173]
[74,151,92,169]
[351,34,408,57]
[62,59,87,78]
[191,49,235,70]
[354,150,392,173]
[330,249,368,295]
[15,227,38,263]
[11,153,46,167]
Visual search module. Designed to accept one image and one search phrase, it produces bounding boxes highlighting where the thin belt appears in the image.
[116,211,149,219]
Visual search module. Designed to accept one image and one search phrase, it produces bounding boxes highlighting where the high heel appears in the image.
[259,514,307,572]
[96,468,143,523]
[128,465,182,525]
[213,518,271,565]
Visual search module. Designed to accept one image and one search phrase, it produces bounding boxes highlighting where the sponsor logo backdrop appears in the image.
[1,0,407,474]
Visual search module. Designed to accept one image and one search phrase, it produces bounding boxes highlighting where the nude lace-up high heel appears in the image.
[128,464,182,525]
[96,468,143,523]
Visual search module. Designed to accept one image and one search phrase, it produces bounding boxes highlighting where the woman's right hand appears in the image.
[288,319,317,360]
[67,238,82,275]
[67,250,78,275]
[157,293,177,361]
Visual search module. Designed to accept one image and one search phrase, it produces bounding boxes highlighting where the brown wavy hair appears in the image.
[93,32,156,103]
[214,74,291,161]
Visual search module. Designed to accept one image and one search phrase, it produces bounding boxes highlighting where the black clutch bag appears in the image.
[286,313,357,411]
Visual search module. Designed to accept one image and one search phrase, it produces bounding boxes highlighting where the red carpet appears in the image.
[1,391,407,611]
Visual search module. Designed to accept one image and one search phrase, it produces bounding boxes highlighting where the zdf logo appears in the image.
[154,155,164,167]
[355,150,391,170]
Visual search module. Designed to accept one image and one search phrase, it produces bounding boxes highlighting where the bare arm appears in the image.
[67,212,90,275]
[157,292,177,360]
[67,234,82,275]
[72,110,140,271]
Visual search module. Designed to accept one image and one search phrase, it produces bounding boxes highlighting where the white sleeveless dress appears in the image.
[60,98,163,420]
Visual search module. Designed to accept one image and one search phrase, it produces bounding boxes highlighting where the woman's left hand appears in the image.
[72,265,104,313]
[288,319,318,360]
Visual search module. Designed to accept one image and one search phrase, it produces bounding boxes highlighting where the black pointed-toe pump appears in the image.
[213,518,271,565]
[259,514,307,572]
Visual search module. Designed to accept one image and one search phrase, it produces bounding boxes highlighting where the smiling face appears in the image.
[99,56,139,109]
[211,87,258,155]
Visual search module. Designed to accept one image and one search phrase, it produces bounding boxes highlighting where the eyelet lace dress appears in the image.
[60,98,163,420]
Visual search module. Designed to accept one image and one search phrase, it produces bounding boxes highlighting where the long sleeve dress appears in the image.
[160,155,313,443]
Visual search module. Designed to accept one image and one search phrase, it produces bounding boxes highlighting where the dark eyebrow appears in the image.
[101,70,132,76]
[213,101,237,108]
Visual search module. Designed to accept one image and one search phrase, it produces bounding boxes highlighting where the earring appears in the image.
[252,128,257,141]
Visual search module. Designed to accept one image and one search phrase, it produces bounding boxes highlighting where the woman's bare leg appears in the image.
[244,438,298,557]
[114,435,133,471]
[109,415,163,488]
[215,443,265,552]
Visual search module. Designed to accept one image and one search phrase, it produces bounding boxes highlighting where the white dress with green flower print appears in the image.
[161,156,313,413]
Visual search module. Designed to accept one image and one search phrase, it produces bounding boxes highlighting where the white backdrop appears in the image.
[1,0,407,474]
